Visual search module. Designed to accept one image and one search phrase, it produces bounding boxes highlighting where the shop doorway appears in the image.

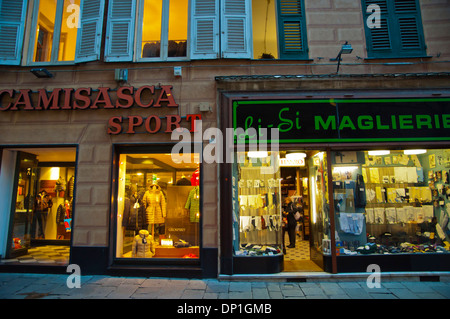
[2,148,76,265]
[280,151,327,272]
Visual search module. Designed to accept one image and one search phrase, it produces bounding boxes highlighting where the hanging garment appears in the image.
[56,204,65,225]
[338,213,365,235]
[185,186,200,222]
[355,174,367,207]
[143,184,166,224]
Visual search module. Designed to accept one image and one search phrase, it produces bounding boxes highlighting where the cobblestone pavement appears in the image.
[0,272,449,300]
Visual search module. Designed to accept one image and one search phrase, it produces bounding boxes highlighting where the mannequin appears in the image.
[143,183,166,237]
[122,190,147,232]
[132,230,155,258]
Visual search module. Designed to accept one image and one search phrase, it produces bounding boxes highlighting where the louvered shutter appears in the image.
[0,0,28,65]
[395,0,425,53]
[277,0,308,59]
[363,0,426,58]
[104,0,136,62]
[221,0,251,59]
[190,0,219,59]
[364,0,391,54]
[75,0,105,63]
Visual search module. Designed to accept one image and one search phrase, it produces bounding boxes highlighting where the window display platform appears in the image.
[122,246,199,259]
[232,254,284,274]
[324,253,450,273]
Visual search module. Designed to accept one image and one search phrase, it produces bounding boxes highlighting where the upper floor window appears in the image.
[0,0,308,65]
[108,0,253,62]
[252,0,309,60]
[140,0,189,59]
[28,0,105,65]
[104,0,190,62]
[362,0,427,58]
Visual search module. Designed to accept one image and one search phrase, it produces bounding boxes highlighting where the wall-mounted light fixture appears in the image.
[330,41,353,74]
[30,68,53,78]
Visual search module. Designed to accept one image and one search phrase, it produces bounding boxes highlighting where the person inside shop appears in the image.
[282,197,302,248]
[31,190,52,239]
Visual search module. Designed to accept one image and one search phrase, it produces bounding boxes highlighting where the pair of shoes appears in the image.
[287,245,295,248]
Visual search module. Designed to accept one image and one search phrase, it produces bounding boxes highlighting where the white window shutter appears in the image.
[104,0,136,62]
[0,0,28,65]
[75,0,105,63]
[190,0,220,60]
[221,0,251,59]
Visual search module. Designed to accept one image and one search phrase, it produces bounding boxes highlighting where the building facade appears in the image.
[0,0,449,277]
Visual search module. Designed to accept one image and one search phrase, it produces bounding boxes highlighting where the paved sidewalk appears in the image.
[0,272,449,300]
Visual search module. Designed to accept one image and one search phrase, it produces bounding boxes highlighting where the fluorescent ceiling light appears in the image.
[368,150,390,156]
[286,152,307,160]
[333,166,359,172]
[248,151,268,158]
[404,149,427,155]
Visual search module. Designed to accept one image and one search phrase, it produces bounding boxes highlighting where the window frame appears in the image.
[26,0,105,66]
[362,0,428,59]
[135,0,190,62]
[111,143,203,265]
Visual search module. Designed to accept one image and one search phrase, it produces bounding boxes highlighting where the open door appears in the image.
[6,152,39,259]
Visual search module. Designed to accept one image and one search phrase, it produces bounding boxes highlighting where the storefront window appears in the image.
[233,151,283,257]
[5,148,76,263]
[116,152,200,259]
[332,149,450,256]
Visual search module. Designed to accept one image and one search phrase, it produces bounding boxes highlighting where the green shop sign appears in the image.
[232,98,450,143]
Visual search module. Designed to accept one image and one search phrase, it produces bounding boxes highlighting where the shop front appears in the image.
[0,82,218,278]
[219,89,450,274]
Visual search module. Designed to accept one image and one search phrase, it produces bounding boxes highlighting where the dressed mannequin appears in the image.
[143,183,166,236]
[132,230,155,258]
[122,191,147,232]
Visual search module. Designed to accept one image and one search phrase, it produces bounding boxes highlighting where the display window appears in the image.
[2,147,76,264]
[115,152,200,259]
[232,150,328,271]
[331,149,450,256]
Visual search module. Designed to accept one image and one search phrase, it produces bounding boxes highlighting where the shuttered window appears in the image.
[221,0,251,58]
[104,0,136,62]
[252,0,308,60]
[75,0,105,63]
[277,0,308,59]
[0,0,28,65]
[190,0,252,60]
[24,0,104,65]
[362,0,427,58]
[190,0,219,59]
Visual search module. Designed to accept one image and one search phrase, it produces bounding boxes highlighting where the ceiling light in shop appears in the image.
[368,150,390,156]
[333,166,359,173]
[248,151,268,158]
[286,152,307,160]
[404,149,427,155]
